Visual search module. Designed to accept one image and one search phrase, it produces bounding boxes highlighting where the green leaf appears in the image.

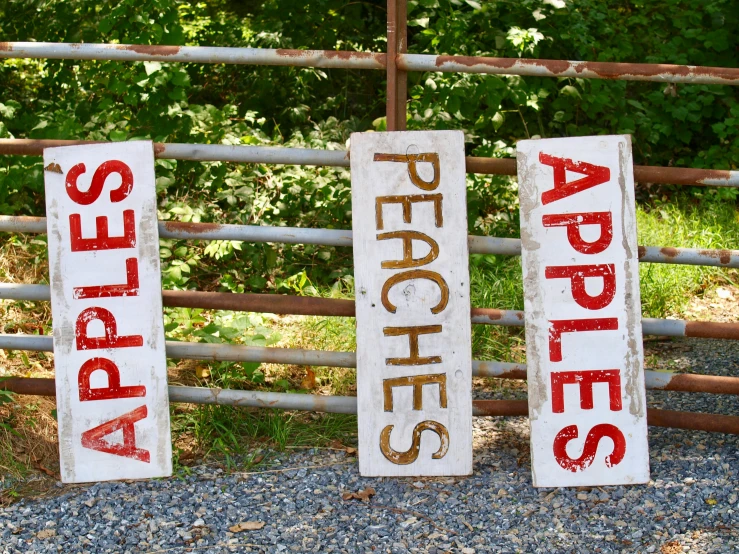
[110,129,128,141]
[171,70,191,87]
[560,85,581,99]
[491,111,504,130]
[144,61,162,75]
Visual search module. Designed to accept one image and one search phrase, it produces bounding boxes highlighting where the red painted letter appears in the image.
[539,153,610,205]
[542,212,613,254]
[66,160,134,205]
[548,318,619,362]
[553,424,626,472]
[73,258,139,300]
[550,370,622,413]
[545,264,616,310]
[78,357,146,402]
[75,307,143,351]
[69,210,136,252]
[81,405,150,463]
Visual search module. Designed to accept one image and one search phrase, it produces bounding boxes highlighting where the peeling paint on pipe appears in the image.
[0,42,386,70]
[1,43,736,85]
[1,216,736,268]
[465,158,739,188]
[398,54,739,86]
[639,245,737,267]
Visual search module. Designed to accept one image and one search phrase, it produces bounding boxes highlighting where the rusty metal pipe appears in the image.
[3,285,738,342]
[3,285,739,344]
[399,53,739,86]
[2,377,738,434]
[386,0,399,131]
[2,139,738,188]
[2,333,739,396]
[385,0,407,131]
[162,290,357,317]
[396,0,408,131]
[1,377,55,396]
[464,157,739,187]
[1,215,736,268]
[646,408,739,434]
[472,400,529,417]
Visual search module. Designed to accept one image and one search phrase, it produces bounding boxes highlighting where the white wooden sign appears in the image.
[351,131,472,476]
[517,135,649,487]
[44,141,172,483]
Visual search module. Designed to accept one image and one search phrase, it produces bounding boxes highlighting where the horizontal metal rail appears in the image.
[464,157,739,188]
[1,333,738,396]
[0,42,386,69]
[399,54,739,86]
[2,139,738,188]
[2,377,738,434]
[3,284,739,343]
[1,43,738,86]
[1,216,736,268]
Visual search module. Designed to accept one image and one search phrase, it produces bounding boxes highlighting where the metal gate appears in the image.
[1,0,738,435]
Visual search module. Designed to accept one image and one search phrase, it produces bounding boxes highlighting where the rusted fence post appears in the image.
[386,0,408,131]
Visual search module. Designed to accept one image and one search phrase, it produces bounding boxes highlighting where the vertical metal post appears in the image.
[396,0,407,130]
[386,0,407,131]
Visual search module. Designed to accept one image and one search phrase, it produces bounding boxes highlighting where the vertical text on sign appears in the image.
[517,135,649,488]
[44,142,171,483]
[351,131,472,477]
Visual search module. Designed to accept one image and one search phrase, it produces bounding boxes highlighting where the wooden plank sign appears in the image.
[351,131,472,476]
[44,141,172,483]
[517,135,649,487]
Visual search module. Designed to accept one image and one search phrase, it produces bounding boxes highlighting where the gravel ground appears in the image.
[1,337,737,554]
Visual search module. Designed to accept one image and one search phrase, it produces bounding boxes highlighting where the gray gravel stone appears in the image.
[1,337,737,553]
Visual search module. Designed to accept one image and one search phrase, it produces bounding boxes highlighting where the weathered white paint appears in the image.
[518,135,649,487]
[351,131,472,476]
[44,141,172,483]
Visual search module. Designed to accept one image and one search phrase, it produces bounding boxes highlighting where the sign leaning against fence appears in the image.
[517,135,649,487]
[351,131,472,477]
[44,141,172,483]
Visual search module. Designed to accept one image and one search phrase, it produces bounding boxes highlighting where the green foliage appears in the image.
[406,0,738,193]
[636,196,739,317]
[0,385,14,408]
[469,254,525,362]
[2,0,736,244]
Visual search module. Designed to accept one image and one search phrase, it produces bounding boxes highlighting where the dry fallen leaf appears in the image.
[329,440,357,455]
[342,487,376,502]
[301,368,316,390]
[196,366,211,379]
[229,521,266,533]
[716,287,732,299]
[661,541,683,554]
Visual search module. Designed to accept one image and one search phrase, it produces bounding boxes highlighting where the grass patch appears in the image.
[636,196,739,318]
[170,404,357,471]
[469,254,526,363]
